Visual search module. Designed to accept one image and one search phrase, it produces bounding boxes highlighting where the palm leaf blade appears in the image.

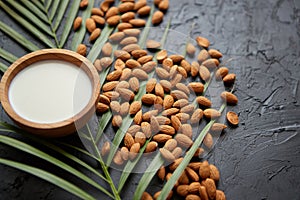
[20,0,49,23]
[30,0,45,12]
[0,62,8,73]
[0,48,18,63]
[53,0,69,31]
[49,0,61,21]
[45,0,53,11]
[0,158,96,200]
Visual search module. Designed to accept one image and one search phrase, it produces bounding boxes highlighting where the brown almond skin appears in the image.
[91,8,104,16]
[107,15,121,26]
[180,104,195,114]
[120,36,138,46]
[156,49,168,62]
[118,2,135,13]
[113,150,124,165]
[197,49,209,63]
[196,96,212,107]
[188,162,202,171]
[164,138,177,151]
[142,110,159,121]
[193,147,204,158]
[170,54,184,63]
[226,111,239,126]
[181,59,191,73]
[181,124,193,138]
[160,80,171,93]
[172,147,182,158]
[208,49,223,59]
[158,0,169,11]
[120,146,129,160]
[146,78,157,93]
[124,133,135,149]
[159,148,175,162]
[163,95,174,110]
[171,115,182,131]
[152,134,172,143]
[162,108,180,117]
[89,28,101,42]
[150,116,161,132]
[106,70,122,81]
[114,50,131,61]
[211,123,227,132]
[223,73,236,85]
[199,186,209,200]
[122,43,141,53]
[186,167,199,182]
[196,36,210,48]
[216,190,226,200]
[129,19,146,27]
[132,49,148,59]
[141,122,152,138]
[121,11,135,22]
[176,113,190,122]
[199,160,210,179]
[105,7,119,19]
[138,5,151,16]
[123,28,141,36]
[152,10,164,25]
[221,91,238,105]
[142,61,157,73]
[155,83,164,98]
[203,178,216,200]
[209,164,220,181]
[109,32,125,42]
[103,81,119,92]
[175,134,193,148]
[135,132,146,146]
[156,67,170,79]
[76,44,87,56]
[73,17,82,31]
[100,1,111,12]
[129,77,139,92]
[188,182,201,194]
[171,90,189,100]
[191,61,199,77]
[176,185,189,197]
[99,94,110,105]
[157,166,166,181]
[118,88,135,101]
[202,58,219,69]
[118,22,133,31]
[178,170,190,185]
[129,142,140,160]
[86,18,96,33]
[203,108,221,119]
[191,109,203,124]
[80,0,88,8]
[142,94,157,105]
[186,194,201,200]
[129,101,141,115]
[215,67,229,80]
[134,0,147,10]
[100,57,113,69]
[126,59,141,69]
[145,141,158,153]
[146,40,161,49]
[169,157,183,171]
[120,102,130,116]
[127,125,140,136]
[203,133,213,148]
[112,115,122,127]
[138,55,153,65]
[132,68,148,80]
[173,99,189,108]
[199,65,211,81]
[141,192,153,200]
[101,42,113,56]
[101,141,110,156]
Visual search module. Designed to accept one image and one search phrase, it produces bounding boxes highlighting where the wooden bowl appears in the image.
[0,49,100,137]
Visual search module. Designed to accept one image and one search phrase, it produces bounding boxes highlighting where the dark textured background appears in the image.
[1,0,300,199]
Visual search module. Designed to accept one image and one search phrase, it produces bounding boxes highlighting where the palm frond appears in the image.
[20,0,49,23]
[30,0,45,12]
[0,158,96,200]
[0,48,18,63]
[49,0,61,21]
[53,0,69,31]
[45,0,53,12]
[0,62,8,73]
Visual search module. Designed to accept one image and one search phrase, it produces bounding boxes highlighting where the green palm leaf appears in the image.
[0,62,8,73]
[45,0,53,12]
[0,1,55,48]
[49,0,61,21]
[0,21,40,52]
[0,48,18,63]
[21,0,49,23]
[31,0,45,13]
[0,158,96,200]
[53,0,69,31]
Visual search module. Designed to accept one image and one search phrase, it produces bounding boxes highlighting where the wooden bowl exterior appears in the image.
[0,49,100,137]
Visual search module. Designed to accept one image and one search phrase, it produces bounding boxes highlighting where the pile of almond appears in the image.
[74,0,169,45]
[142,160,226,200]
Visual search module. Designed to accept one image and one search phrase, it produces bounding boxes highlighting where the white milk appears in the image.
[8,60,92,123]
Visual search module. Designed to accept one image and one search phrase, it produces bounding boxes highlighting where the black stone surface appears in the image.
[0,0,300,199]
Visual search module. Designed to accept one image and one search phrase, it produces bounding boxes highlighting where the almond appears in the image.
[145,141,158,153]
[170,73,183,87]
[216,190,226,200]
[188,162,202,171]
[131,49,148,59]
[142,110,158,121]
[134,110,143,125]
[150,116,160,132]
[94,59,102,71]
[73,17,82,31]
[156,49,168,62]
[171,90,189,100]
[142,94,157,105]
[178,171,190,185]
[191,61,199,77]
[112,115,122,127]
[155,83,164,98]
[171,115,182,131]
[91,8,104,16]
[186,43,196,56]
[100,0,112,12]
[126,59,141,69]
[120,36,138,46]
[109,31,125,42]
[221,91,238,105]
[164,139,177,151]
[101,42,113,56]
[105,6,119,19]
[134,0,147,11]
[89,28,101,42]
[123,28,141,36]
[226,111,239,126]
[100,57,113,69]
[197,49,209,63]
[169,65,178,78]
[188,182,201,194]
[146,78,157,93]
[120,102,130,116]
[223,73,236,85]
[126,125,140,136]
[135,131,146,146]
[158,0,169,11]
[199,160,210,179]
[202,58,219,69]
[142,61,157,72]
[118,88,135,101]
[175,113,190,122]
[199,186,209,200]
[152,10,164,25]
[132,68,148,80]
[163,95,174,110]
[107,15,121,26]
[86,18,96,33]
[177,66,188,78]
[170,54,184,63]
[157,166,166,181]
[119,68,131,80]
[128,77,139,92]
[159,148,175,162]
[172,147,182,159]
[154,0,162,6]
[203,133,213,148]
[103,91,120,100]
[203,108,221,119]
[120,11,135,22]
[173,99,189,108]
[97,102,109,113]
[199,65,210,81]
[141,122,152,138]
[208,49,223,59]
[169,157,183,171]
[203,178,216,200]
[122,43,141,52]
[110,101,121,113]
[162,108,179,116]
[114,50,131,61]
[128,101,141,115]
[186,167,199,182]
[138,5,151,16]
[118,2,134,13]
[186,194,201,200]
[101,141,110,156]
[120,146,129,160]
[115,81,130,91]
[180,124,193,138]
[106,70,122,81]
[160,125,175,135]
[91,15,106,25]
[181,59,191,73]
[196,96,212,107]
[180,104,195,114]
[215,67,229,80]
[188,82,204,93]
[137,55,153,65]
[175,134,193,148]
[113,150,124,165]
[211,123,227,132]
[156,68,170,79]
[129,19,146,27]
[209,164,220,181]
[118,22,133,31]
[176,83,190,95]
[196,36,210,48]
[193,147,204,158]
[124,133,135,149]
[162,58,173,71]
[99,94,110,105]
[80,0,88,8]
[146,40,161,49]
[153,134,172,143]
[129,142,140,160]
[176,185,189,197]
[159,80,171,93]
[190,108,203,124]
[76,44,87,56]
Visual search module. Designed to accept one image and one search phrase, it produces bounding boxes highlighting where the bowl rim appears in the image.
[0,49,100,136]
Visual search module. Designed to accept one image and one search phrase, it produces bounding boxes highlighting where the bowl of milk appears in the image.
[0,49,100,137]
